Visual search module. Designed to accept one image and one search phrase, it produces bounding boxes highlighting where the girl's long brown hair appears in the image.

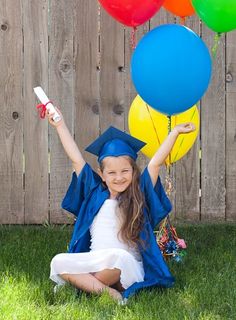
[100,156,145,248]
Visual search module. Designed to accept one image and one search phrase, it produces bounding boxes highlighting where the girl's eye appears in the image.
[122,169,131,173]
[108,172,115,175]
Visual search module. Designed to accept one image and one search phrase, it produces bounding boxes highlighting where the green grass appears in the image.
[0,223,235,320]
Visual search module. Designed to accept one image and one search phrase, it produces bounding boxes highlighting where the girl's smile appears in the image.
[99,156,133,198]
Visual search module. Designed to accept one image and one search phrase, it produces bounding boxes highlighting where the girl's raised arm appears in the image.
[47,108,86,175]
[147,123,196,186]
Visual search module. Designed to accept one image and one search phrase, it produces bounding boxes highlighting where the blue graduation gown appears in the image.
[62,163,175,299]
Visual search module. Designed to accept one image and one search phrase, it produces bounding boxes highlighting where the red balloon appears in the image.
[99,0,164,27]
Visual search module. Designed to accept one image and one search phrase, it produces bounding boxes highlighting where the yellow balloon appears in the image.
[128,95,199,165]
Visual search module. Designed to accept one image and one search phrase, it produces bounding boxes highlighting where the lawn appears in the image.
[0,223,235,320]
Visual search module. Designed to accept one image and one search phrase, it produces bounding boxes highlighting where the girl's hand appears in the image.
[46,107,64,128]
[148,123,195,184]
[172,122,196,135]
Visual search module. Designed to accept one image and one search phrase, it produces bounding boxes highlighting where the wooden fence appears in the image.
[0,0,236,224]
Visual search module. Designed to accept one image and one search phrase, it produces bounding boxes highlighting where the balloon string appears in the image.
[167,115,172,165]
[211,32,222,58]
[131,26,137,50]
[165,115,173,196]
[145,103,168,167]
[145,104,161,146]
[180,16,186,25]
[172,107,197,162]
[145,106,173,195]
[165,168,173,196]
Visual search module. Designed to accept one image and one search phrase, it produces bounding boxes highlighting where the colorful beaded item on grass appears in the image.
[156,216,187,262]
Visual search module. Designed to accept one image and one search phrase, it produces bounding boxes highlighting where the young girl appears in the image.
[48,108,195,302]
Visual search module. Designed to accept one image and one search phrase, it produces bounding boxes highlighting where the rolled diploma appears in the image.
[33,86,61,122]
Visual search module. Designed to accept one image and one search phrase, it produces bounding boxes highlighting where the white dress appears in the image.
[50,199,144,289]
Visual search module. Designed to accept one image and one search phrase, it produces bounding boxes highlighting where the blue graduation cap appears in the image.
[85,126,146,163]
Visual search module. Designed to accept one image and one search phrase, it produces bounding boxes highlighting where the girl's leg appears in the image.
[93,268,124,291]
[111,281,124,292]
[60,273,122,300]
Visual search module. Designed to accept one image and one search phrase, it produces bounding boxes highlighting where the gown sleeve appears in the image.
[141,167,172,229]
[61,163,101,217]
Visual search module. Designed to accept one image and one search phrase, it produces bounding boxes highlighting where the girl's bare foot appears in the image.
[107,287,123,301]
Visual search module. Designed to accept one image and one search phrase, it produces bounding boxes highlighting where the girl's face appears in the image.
[99,156,133,198]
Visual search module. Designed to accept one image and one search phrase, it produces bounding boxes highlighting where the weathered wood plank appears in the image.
[201,28,226,220]
[49,0,74,224]
[0,0,24,223]
[74,0,100,171]
[226,30,236,221]
[175,15,201,221]
[23,0,49,224]
[99,7,125,133]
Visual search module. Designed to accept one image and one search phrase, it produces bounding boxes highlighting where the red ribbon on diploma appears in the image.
[36,101,52,119]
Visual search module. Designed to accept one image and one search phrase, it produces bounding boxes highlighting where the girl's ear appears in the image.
[97,167,105,181]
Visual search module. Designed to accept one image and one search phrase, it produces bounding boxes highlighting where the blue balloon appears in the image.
[131,24,212,115]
